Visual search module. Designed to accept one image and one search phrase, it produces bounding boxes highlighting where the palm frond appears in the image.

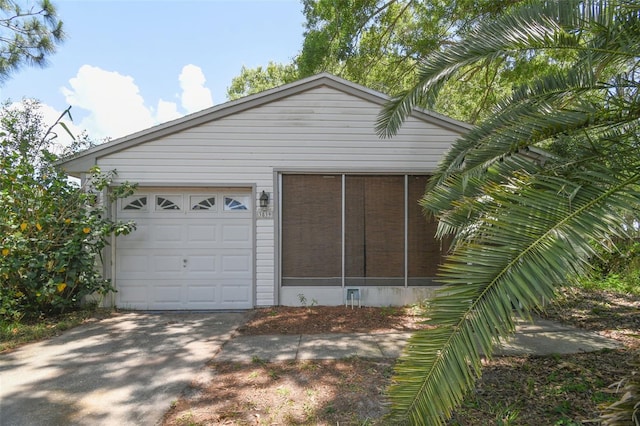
[387,169,640,424]
[377,1,640,139]
[383,2,640,424]
[376,0,591,138]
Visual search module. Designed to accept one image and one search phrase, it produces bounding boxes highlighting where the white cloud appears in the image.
[60,64,214,141]
[179,64,213,113]
[156,99,181,123]
[61,65,155,140]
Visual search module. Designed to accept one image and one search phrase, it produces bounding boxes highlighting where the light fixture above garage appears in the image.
[259,190,269,208]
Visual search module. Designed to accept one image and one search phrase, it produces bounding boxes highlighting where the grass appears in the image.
[0,308,113,352]
[578,272,640,295]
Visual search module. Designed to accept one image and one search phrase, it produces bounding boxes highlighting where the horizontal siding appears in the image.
[98,85,465,308]
[255,218,275,305]
[99,89,459,183]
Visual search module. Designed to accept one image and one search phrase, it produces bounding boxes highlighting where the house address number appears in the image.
[257,208,273,218]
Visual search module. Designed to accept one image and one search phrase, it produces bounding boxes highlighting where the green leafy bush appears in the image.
[578,239,640,295]
[0,100,135,320]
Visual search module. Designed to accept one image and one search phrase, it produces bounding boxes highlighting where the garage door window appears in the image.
[156,195,182,211]
[190,196,216,211]
[122,195,148,211]
[224,195,250,211]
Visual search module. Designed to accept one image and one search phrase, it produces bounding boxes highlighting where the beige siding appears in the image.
[98,85,463,306]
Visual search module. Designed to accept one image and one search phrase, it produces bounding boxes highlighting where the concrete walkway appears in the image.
[0,312,246,426]
[216,317,623,362]
[496,318,623,356]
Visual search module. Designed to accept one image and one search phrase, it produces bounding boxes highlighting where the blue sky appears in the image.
[0,0,305,142]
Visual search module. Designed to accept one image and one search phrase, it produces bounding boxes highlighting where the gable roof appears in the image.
[58,72,472,174]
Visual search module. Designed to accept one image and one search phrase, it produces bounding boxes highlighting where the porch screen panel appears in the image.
[408,175,446,285]
[345,176,405,286]
[281,175,342,286]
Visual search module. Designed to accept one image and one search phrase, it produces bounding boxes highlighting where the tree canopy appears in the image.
[227,62,298,101]
[229,0,576,123]
[0,0,64,82]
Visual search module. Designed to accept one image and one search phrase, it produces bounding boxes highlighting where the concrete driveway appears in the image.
[0,312,247,426]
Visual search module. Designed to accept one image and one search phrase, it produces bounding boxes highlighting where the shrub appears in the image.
[577,239,640,295]
[0,100,135,320]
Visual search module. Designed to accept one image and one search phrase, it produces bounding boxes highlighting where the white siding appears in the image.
[97,85,464,306]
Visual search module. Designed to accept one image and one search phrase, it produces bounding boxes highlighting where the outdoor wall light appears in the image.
[259,190,269,208]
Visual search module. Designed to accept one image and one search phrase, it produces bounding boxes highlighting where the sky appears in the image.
[0,0,305,143]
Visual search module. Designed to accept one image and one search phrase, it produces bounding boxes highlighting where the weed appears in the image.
[526,377,536,396]
[276,386,291,397]
[324,405,336,414]
[299,361,320,371]
[267,369,280,380]
[379,306,398,317]
[552,400,572,414]
[0,308,112,352]
[176,411,200,426]
[592,391,617,404]
[297,293,318,309]
[461,397,480,409]
[560,382,589,393]
[484,402,520,426]
[282,412,299,424]
[251,355,266,365]
[302,401,317,422]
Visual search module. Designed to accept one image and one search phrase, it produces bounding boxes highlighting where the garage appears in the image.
[115,188,253,310]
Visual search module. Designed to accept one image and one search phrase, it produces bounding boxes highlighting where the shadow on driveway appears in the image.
[0,312,248,426]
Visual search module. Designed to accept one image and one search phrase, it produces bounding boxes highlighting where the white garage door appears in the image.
[115,188,253,310]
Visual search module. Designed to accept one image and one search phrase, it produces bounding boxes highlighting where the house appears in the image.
[59,73,471,310]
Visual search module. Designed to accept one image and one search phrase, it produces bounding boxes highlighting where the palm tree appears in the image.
[376,1,640,424]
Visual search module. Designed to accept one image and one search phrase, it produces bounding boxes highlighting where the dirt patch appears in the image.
[238,305,426,335]
[450,350,634,425]
[166,358,393,425]
[163,289,640,426]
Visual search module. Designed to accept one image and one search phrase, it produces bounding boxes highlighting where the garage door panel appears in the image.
[117,253,149,273]
[153,224,183,243]
[187,286,217,304]
[222,224,251,245]
[222,254,251,273]
[152,285,182,304]
[153,255,183,273]
[117,283,148,307]
[115,188,253,310]
[187,255,217,272]
[187,224,217,242]
[221,282,251,304]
